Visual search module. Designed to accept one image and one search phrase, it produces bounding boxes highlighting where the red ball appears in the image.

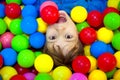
[87,10,103,28]
[72,56,91,74]
[5,3,21,19]
[14,63,31,75]
[0,55,3,68]
[10,75,26,80]
[103,7,119,18]
[98,52,117,72]
[40,5,59,24]
[79,27,97,45]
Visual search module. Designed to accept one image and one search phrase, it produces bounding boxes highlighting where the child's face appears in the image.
[45,11,80,56]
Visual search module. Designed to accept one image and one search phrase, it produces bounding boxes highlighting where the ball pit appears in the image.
[0,0,120,80]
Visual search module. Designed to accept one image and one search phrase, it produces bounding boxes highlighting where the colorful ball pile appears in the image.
[0,0,120,80]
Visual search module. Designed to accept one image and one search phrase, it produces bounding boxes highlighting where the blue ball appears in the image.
[22,0,36,5]
[29,32,46,49]
[90,41,108,58]
[0,48,17,66]
[107,44,115,54]
[22,5,38,18]
[0,75,2,80]
[21,17,38,34]
[0,4,5,18]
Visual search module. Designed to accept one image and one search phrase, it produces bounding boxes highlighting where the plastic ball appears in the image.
[5,3,21,19]
[114,51,120,68]
[0,55,3,68]
[84,45,91,56]
[35,73,53,80]
[112,33,120,50]
[4,16,12,28]
[10,18,22,35]
[37,18,48,33]
[23,72,36,80]
[106,68,117,79]
[98,52,117,72]
[72,56,91,74]
[21,16,38,34]
[90,41,108,58]
[0,66,18,80]
[0,75,2,80]
[10,74,26,80]
[87,56,97,72]
[29,32,46,49]
[17,49,35,68]
[40,1,58,12]
[34,54,54,73]
[22,5,37,18]
[70,73,87,80]
[97,27,113,43]
[0,4,5,18]
[0,42,2,50]
[22,0,36,5]
[107,0,120,9]
[35,51,42,57]
[113,69,120,80]
[79,27,97,45]
[11,35,29,52]
[76,21,89,32]
[104,12,120,30]
[88,70,107,80]
[0,18,7,35]
[0,48,17,66]
[0,32,14,48]
[52,66,72,80]
[40,5,59,24]
[87,10,103,28]
[6,0,22,5]
[107,44,115,54]
[14,63,31,75]
[70,6,88,23]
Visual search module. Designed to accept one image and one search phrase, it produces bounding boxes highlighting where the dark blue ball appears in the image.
[0,48,17,66]
[0,4,5,18]
[22,0,36,5]
[21,16,38,34]
[29,32,46,49]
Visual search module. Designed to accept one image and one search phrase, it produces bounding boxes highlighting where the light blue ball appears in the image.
[0,48,17,66]
[29,32,45,49]
[22,5,38,18]
[90,41,108,58]
[0,4,5,18]
[21,17,38,34]
[22,0,36,5]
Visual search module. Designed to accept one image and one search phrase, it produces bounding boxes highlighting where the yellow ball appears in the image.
[0,66,18,80]
[52,66,72,80]
[84,45,91,56]
[87,56,97,72]
[70,6,88,23]
[88,70,107,80]
[107,0,120,9]
[114,51,120,68]
[113,69,120,80]
[4,16,12,29]
[37,18,48,33]
[97,27,113,43]
[34,54,54,73]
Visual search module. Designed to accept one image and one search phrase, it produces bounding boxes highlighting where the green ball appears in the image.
[17,49,35,68]
[0,42,2,51]
[10,19,22,35]
[76,21,89,32]
[104,12,120,30]
[0,19,7,35]
[6,0,22,5]
[35,73,53,80]
[112,33,120,50]
[106,68,117,79]
[35,51,42,57]
[11,35,29,52]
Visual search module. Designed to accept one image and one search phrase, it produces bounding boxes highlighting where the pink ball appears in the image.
[40,1,58,12]
[23,72,36,80]
[0,32,14,48]
[70,73,88,80]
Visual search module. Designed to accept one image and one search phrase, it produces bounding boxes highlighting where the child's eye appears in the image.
[49,36,56,40]
[65,34,73,39]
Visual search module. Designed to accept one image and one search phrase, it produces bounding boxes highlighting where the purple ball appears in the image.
[23,72,36,80]
[70,73,88,80]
